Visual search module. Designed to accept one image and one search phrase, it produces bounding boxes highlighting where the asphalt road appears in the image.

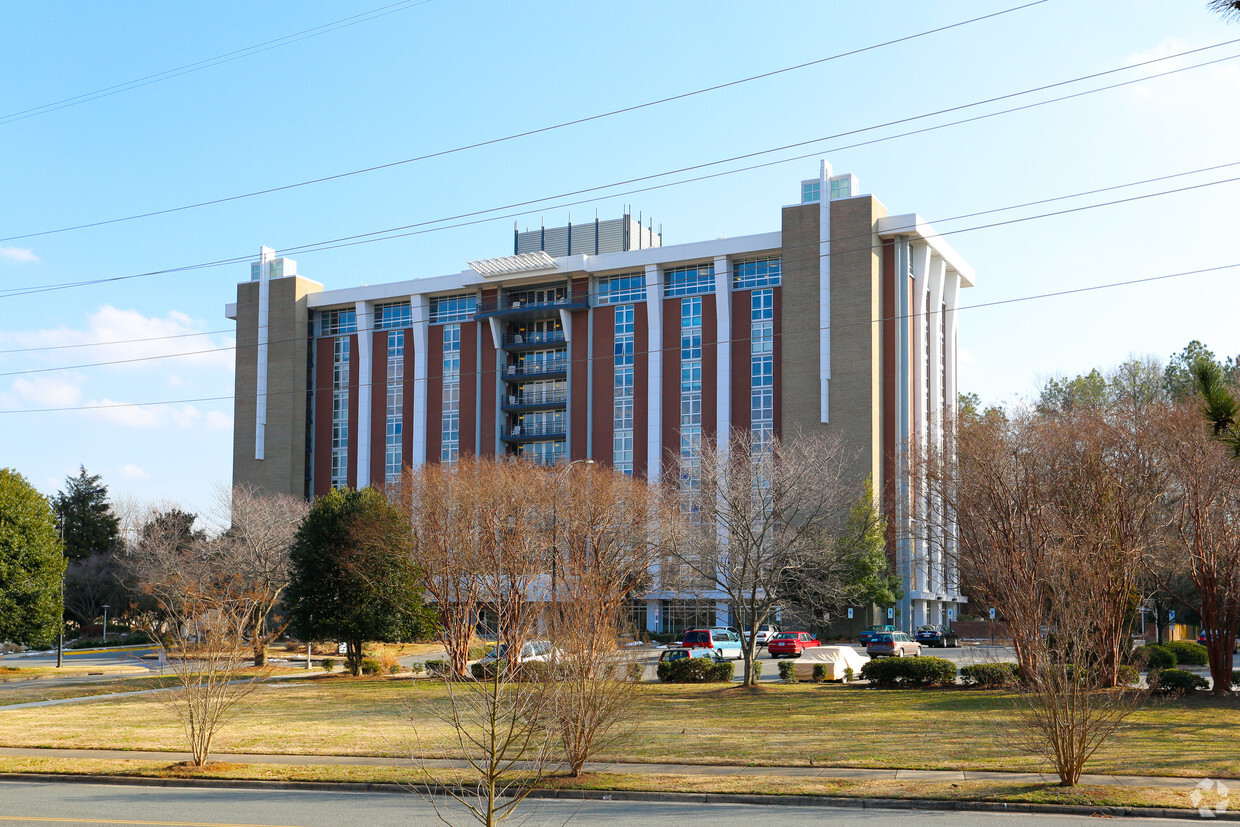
[0,779,1207,826]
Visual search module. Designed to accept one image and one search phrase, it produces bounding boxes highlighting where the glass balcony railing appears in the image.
[502,390,568,410]
[502,359,569,378]
[501,423,566,440]
[503,330,566,348]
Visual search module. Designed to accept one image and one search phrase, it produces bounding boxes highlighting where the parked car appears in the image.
[478,640,559,664]
[681,627,744,660]
[866,631,921,658]
[658,647,717,664]
[1197,630,1240,652]
[768,631,821,658]
[746,623,780,648]
[858,624,896,645]
[914,624,959,648]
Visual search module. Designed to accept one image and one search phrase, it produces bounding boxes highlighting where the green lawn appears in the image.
[0,677,1237,779]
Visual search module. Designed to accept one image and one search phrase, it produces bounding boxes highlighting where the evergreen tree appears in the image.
[284,488,431,675]
[0,468,66,647]
[52,466,120,561]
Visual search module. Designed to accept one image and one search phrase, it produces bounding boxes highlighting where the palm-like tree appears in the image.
[1192,356,1240,456]
[1209,0,1240,22]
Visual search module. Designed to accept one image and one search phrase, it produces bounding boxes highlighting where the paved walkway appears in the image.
[0,746,1219,790]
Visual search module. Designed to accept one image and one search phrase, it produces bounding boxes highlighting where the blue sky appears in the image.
[2,0,1238,516]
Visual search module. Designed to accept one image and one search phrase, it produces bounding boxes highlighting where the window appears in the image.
[750,289,774,451]
[663,263,715,298]
[680,296,703,484]
[384,330,404,485]
[598,272,646,305]
[613,304,636,475]
[330,336,350,489]
[430,293,477,324]
[830,177,852,200]
[376,301,412,330]
[801,180,821,204]
[733,256,781,290]
[441,324,461,464]
[318,308,356,337]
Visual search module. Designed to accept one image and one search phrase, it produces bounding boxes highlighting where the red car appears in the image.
[767,631,821,658]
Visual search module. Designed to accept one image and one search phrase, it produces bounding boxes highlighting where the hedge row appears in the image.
[657,657,734,683]
[860,656,956,688]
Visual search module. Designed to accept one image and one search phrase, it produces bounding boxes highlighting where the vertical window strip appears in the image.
[330,336,350,488]
[750,289,774,453]
[441,324,461,464]
[680,296,703,485]
[613,304,635,475]
[385,330,404,485]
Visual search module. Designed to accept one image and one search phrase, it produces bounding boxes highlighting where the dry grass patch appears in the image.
[3,679,1240,779]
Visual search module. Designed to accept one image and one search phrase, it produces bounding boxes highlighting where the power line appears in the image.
[4,43,1236,302]
[0,0,432,127]
[0,1,1056,244]
[2,157,1239,366]
[3,258,1236,416]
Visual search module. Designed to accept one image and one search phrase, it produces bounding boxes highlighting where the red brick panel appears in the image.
[346,334,360,488]
[570,310,590,461]
[633,306,649,479]
[730,290,752,443]
[459,321,478,456]
[661,298,681,478]
[701,296,717,442]
[591,305,616,465]
[312,336,334,498]
[426,326,444,464]
[479,320,497,457]
[370,331,388,488]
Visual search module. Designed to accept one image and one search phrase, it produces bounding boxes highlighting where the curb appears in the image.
[0,771,1231,820]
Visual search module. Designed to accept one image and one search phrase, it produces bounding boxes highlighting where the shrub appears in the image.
[1232,670,1240,690]
[627,662,644,681]
[423,659,449,677]
[749,660,762,680]
[1115,664,1140,687]
[711,661,735,682]
[960,662,1020,688]
[1166,640,1208,667]
[67,631,153,650]
[843,666,855,683]
[812,664,827,682]
[862,656,956,688]
[1150,668,1209,694]
[389,663,402,675]
[1137,644,1177,670]
[658,657,733,683]
[778,661,796,683]
[320,658,335,672]
[470,661,496,681]
[360,658,382,676]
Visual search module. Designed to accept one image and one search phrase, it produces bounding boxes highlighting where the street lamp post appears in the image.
[102,604,109,643]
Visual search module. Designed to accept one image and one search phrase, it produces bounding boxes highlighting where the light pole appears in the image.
[551,458,594,608]
[102,604,109,643]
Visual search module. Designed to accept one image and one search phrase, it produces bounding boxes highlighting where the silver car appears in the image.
[866,631,921,658]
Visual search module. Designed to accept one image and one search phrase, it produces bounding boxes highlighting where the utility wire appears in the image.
[0,0,432,127]
[3,43,1236,302]
[5,155,1238,357]
[4,165,1240,377]
[3,259,1236,415]
[0,0,1046,243]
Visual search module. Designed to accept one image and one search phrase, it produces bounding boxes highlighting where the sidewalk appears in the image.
[0,746,1216,790]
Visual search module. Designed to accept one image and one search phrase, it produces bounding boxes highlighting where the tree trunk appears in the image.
[251,613,267,667]
[1208,633,1234,695]
[347,639,363,676]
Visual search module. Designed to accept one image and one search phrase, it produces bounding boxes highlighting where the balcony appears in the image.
[475,295,588,322]
[500,423,566,443]
[501,389,568,412]
[502,330,566,351]
[501,359,568,382]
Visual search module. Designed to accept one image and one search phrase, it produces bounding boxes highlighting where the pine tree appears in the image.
[52,466,120,561]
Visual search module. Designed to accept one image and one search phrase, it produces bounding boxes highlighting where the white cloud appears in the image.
[83,400,220,431]
[0,245,38,263]
[205,410,233,430]
[9,374,85,407]
[120,463,148,479]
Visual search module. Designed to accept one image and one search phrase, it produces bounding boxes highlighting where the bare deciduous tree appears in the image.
[211,484,308,667]
[128,507,268,766]
[670,430,854,686]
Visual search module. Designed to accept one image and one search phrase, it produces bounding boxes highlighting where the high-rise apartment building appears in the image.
[227,162,975,632]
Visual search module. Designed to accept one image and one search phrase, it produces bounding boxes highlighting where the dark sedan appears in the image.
[858,624,896,645]
[914,624,959,648]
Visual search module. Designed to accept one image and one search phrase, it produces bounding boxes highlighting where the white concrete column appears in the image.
[645,264,663,481]
[411,296,430,468]
[646,598,661,634]
[926,256,946,596]
[818,159,833,423]
[944,273,961,422]
[355,301,374,487]
[910,244,930,598]
[254,246,275,460]
[713,256,731,457]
